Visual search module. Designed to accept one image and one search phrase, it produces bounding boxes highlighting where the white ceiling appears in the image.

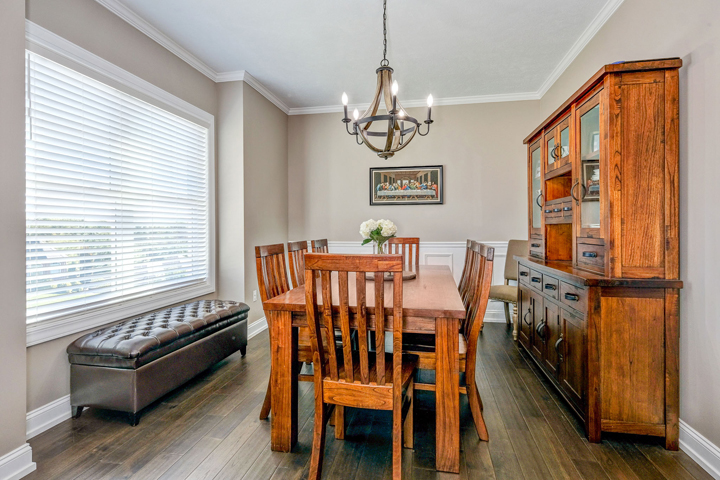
[97,0,624,114]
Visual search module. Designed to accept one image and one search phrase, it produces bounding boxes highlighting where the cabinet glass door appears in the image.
[530,142,542,230]
[577,95,601,232]
[560,124,570,159]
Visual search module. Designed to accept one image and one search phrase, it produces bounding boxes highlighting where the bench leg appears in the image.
[129,412,141,427]
[72,406,84,419]
[240,345,247,356]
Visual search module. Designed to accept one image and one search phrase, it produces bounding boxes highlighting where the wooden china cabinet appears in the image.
[518,59,683,449]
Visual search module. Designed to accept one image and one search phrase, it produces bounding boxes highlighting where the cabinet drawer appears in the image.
[518,264,531,284]
[560,282,587,313]
[542,275,559,300]
[529,269,543,291]
[529,238,544,259]
[577,243,605,271]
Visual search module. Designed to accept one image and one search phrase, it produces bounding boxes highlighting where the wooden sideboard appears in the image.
[519,58,683,449]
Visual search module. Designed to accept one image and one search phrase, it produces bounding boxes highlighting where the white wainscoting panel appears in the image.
[0,443,35,480]
[328,241,509,323]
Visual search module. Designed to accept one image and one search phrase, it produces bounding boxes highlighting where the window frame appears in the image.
[25,22,216,346]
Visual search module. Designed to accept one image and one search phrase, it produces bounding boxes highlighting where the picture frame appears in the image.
[370,165,443,206]
[582,161,600,200]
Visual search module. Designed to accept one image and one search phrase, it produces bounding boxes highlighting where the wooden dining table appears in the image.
[262,264,466,474]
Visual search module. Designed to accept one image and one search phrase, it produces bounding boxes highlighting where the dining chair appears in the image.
[459,240,478,312]
[457,240,474,298]
[287,240,309,288]
[304,253,416,480]
[488,239,527,340]
[403,241,494,442]
[388,237,420,271]
[311,238,329,253]
[255,243,315,421]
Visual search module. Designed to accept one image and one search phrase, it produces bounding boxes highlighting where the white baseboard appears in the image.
[248,317,268,339]
[680,420,720,479]
[26,395,71,441]
[0,444,35,480]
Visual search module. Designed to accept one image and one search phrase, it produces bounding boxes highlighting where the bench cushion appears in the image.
[67,300,249,369]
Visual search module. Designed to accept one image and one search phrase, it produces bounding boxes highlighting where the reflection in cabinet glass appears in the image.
[560,126,570,158]
[580,103,600,229]
[531,145,542,229]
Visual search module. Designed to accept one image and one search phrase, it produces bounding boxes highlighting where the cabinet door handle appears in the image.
[520,271,529,277]
[571,180,580,204]
[536,320,547,341]
[536,194,545,207]
[544,283,557,291]
[582,251,598,258]
[555,334,564,370]
[531,277,541,283]
[523,309,532,325]
[531,243,541,248]
[564,293,579,301]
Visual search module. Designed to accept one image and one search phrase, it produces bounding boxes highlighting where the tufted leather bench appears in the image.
[67,300,249,425]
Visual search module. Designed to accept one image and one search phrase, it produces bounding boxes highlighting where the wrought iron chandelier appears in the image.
[341,0,434,159]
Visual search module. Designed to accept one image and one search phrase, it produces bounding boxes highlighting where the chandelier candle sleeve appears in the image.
[342,92,349,120]
[427,94,433,122]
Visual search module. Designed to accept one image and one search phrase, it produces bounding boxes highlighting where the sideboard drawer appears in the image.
[518,264,531,284]
[560,281,587,313]
[529,269,543,291]
[542,275,560,300]
[577,242,605,272]
[529,238,544,259]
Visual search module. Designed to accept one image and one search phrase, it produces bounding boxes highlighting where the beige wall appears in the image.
[243,84,289,323]
[535,0,720,449]
[0,0,30,458]
[287,101,540,242]
[24,0,219,412]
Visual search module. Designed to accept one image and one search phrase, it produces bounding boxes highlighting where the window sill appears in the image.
[26,283,215,347]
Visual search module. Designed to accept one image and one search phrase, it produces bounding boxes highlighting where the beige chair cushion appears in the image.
[489,284,518,303]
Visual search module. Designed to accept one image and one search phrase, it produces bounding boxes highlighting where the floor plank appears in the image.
[25,325,711,480]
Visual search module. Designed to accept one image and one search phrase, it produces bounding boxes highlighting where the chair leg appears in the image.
[467,381,489,441]
[393,396,403,479]
[504,302,511,325]
[308,402,328,480]
[335,406,345,440]
[403,380,414,449]
[513,301,519,341]
[259,374,272,420]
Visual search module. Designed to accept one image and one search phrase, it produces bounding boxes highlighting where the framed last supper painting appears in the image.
[369,165,443,206]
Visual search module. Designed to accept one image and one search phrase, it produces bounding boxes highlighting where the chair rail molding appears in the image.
[327,241,509,322]
[0,444,35,480]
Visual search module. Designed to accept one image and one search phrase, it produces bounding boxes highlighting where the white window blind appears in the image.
[25,52,211,325]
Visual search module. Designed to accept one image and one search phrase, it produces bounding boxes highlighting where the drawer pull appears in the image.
[564,293,580,301]
[544,209,552,214]
[544,283,557,291]
[531,277,541,283]
[563,206,572,211]
[531,243,541,248]
[553,208,561,212]
[536,320,547,341]
[519,271,529,277]
[582,251,598,258]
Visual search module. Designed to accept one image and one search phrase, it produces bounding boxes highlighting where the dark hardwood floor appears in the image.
[26,323,710,480]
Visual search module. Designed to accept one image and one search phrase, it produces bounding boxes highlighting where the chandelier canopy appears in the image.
[341,0,434,159]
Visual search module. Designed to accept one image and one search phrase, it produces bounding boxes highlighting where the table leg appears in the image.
[270,310,298,452]
[435,317,460,473]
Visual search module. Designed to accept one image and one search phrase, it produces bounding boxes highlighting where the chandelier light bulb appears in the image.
[341,92,348,106]
[353,108,359,120]
[398,109,406,118]
[427,94,434,107]
[392,80,399,96]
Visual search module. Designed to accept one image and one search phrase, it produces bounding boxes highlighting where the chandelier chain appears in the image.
[381,0,389,67]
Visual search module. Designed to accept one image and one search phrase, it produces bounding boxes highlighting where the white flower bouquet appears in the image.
[360,218,397,253]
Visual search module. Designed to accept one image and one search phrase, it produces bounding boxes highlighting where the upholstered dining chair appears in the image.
[304,253,416,480]
[255,243,315,421]
[311,238,329,253]
[388,237,420,271]
[488,239,527,340]
[287,240,309,288]
[403,241,494,442]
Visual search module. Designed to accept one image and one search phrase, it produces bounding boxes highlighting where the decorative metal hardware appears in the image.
[544,283,557,291]
[520,270,529,276]
[536,320,547,342]
[582,251,598,258]
[531,277,541,283]
[571,180,580,204]
[523,309,532,325]
[340,0,433,159]
[536,193,545,207]
[545,209,552,214]
[555,333,564,370]
[564,293,580,301]
[553,208,561,212]
[563,206,572,211]
[530,244,541,248]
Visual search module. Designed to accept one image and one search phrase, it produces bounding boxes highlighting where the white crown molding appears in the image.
[680,420,720,480]
[94,0,624,115]
[536,0,625,97]
[94,0,218,81]
[0,444,35,480]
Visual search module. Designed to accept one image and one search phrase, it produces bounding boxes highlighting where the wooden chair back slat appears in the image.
[304,253,403,388]
[460,241,478,310]
[458,239,473,295]
[255,243,291,303]
[464,243,494,381]
[356,272,370,383]
[287,240,309,288]
[388,237,420,270]
[311,239,329,253]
